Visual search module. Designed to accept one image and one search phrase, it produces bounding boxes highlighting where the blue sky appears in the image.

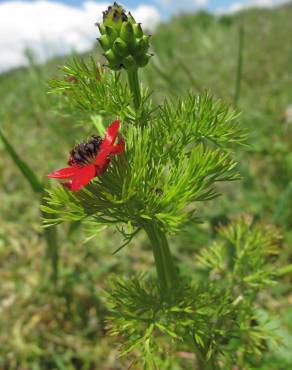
[0,0,270,18]
[0,0,287,18]
[0,0,287,71]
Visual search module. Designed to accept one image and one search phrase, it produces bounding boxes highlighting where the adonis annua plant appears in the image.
[43,3,283,369]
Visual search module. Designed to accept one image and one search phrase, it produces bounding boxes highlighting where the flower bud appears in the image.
[123,55,136,69]
[113,38,129,57]
[98,35,111,50]
[104,49,121,64]
[97,2,151,70]
[132,23,143,38]
[120,22,134,44]
[136,53,152,68]
[134,35,150,55]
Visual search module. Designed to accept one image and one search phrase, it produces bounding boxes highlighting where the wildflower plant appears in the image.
[43,3,284,368]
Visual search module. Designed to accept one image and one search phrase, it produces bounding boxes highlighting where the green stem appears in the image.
[233,24,244,108]
[41,195,59,285]
[127,68,141,111]
[143,221,177,293]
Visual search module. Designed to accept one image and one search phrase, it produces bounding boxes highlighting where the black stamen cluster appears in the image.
[68,135,102,166]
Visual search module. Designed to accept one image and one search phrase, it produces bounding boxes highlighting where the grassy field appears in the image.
[0,3,292,369]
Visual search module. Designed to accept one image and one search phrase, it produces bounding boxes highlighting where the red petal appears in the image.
[48,166,80,179]
[110,136,125,154]
[96,160,110,176]
[94,136,125,168]
[62,181,73,190]
[102,120,120,147]
[70,164,96,191]
[94,149,109,167]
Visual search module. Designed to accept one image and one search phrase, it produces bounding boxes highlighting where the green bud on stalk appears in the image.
[99,35,111,50]
[113,38,129,56]
[97,2,151,70]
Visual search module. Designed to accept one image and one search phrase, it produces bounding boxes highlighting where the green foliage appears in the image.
[41,13,288,364]
[48,58,153,127]
[158,93,246,148]
[107,276,229,368]
[44,76,244,237]
[107,218,282,369]
[0,128,43,193]
[49,59,131,120]
[198,216,281,291]
[1,4,292,370]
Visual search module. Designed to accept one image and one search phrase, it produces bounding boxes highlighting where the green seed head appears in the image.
[97,2,152,70]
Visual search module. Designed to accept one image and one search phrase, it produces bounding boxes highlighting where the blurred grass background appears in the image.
[0,3,292,369]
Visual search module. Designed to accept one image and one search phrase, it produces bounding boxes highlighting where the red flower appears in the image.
[48,120,124,191]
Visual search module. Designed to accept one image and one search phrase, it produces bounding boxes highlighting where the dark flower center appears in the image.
[68,135,102,166]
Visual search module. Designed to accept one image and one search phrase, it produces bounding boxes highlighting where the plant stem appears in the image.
[0,130,59,285]
[233,24,244,108]
[41,195,59,285]
[127,68,141,111]
[143,221,178,293]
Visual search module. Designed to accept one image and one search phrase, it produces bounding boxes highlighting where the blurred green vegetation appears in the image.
[0,4,292,369]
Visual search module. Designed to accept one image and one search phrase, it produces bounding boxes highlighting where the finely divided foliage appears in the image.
[198,217,280,290]
[49,58,153,125]
[107,218,281,368]
[45,63,244,236]
[42,3,285,369]
[49,59,132,120]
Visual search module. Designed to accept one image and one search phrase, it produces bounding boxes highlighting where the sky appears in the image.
[0,0,289,72]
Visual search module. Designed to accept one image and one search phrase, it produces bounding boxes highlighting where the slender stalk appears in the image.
[233,24,244,108]
[143,221,177,293]
[127,68,141,111]
[43,216,59,285]
[41,195,59,285]
[0,129,59,285]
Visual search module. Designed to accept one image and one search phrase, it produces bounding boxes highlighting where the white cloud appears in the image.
[156,0,208,12]
[160,0,207,4]
[196,0,208,5]
[130,5,162,31]
[0,1,161,72]
[219,0,289,14]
